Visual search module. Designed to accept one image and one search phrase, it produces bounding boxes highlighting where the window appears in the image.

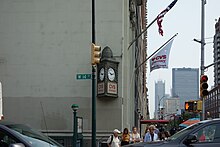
[0,130,17,146]
[193,124,220,143]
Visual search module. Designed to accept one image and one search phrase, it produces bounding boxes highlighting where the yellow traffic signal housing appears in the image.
[200,75,208,98]
[197,100,202,111]
[91,43,101,65]
[193,101,197,111]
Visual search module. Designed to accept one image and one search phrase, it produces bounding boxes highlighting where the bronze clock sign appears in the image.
[97,46,119,98]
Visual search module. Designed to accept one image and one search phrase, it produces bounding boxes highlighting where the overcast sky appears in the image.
[147,0,219,118]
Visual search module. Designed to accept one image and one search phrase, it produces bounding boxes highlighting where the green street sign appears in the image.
[76,74,91,80]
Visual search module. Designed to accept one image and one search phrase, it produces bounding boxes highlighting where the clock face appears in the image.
[99,68,104,81]
[108,68,115,81]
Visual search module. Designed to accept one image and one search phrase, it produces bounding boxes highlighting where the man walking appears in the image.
[107,129,121,147]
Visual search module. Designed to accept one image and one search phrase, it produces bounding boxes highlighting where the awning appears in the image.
[179,118,200,127]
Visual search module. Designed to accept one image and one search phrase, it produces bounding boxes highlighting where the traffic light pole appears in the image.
[92,0,96,146]
[201,0,205,121]
[92,65,96,147]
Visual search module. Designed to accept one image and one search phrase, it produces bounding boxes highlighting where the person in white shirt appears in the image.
[130,126,141,143]
[107,129,121,147]
[144,125,158,142]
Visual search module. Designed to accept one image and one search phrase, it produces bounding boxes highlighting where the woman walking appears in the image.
[121,128,130,146]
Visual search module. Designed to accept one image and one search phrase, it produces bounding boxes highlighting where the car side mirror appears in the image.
[183,134,198,145]
[9,143,25,147]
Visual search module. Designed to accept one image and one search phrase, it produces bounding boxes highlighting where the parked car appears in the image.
[125,118,220,147]
[0,121,64,147]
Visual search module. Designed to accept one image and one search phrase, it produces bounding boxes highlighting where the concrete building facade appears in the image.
[0,0,149,146]
[172,68,199,109]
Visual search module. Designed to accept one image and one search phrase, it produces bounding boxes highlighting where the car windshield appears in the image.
[6,124,63,147]
[168,123,202,141]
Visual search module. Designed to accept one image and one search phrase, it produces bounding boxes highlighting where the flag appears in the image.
[157,0,178,36]
[150,38,174,72]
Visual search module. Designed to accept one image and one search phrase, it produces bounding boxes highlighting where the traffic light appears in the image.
[185,101,194,111]
[200,75,208,97]
[197,100,202,111]
[91,43,101,65]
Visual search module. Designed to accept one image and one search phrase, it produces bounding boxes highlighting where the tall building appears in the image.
[155,80,165,119]
[0,0,149,146]
[172,68,199,109]
[214,18,220,86]
[205,17,220,119]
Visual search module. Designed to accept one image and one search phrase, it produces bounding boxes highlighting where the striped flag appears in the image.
[157,0,178,36]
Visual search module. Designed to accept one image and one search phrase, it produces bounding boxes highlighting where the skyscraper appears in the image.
[205,17,220,119]
[155,80,165,119]
[172,68,199,109]
[214,18,220,86]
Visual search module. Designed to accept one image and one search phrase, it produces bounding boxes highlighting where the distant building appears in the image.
[164,97,180,120]
[155,80,165,119]
[172,68,199,109]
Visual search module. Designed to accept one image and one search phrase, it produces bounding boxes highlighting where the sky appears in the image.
[147,0,220,118]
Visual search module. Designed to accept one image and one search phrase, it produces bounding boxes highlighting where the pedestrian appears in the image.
[144,125,158,142]
[164,131,170,139]
[154,125,160,135]
[130,126,141,143]
[121,128,130,146]
[169,127,176,136]
[107,129,121,147]
[143,126,149,140]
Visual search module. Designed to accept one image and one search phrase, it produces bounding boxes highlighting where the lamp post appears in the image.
[194,0,206,120]
[91,0,97,146]
[72,104,79,147]
[200,0,206,121]
[158,96,166,119]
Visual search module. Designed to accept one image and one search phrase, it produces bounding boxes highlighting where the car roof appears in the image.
[198,118,220,124]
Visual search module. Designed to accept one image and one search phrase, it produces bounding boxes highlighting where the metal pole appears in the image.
[201,0,205,120]
[174,115,176,128]
[128,17,157,50]
[92,0,96,146]
[158,96,160,119]
[204,60,220,69]
[135,33,178,71]
[92,0,95,43]
[73,110,77,147]
[92,66,96,147]
[158,96,165,120]
[128,0,178,50]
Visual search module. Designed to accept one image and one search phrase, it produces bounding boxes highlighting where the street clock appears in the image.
[99,68,105,81]
[107,68,115,81]
[97,46,119,98]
